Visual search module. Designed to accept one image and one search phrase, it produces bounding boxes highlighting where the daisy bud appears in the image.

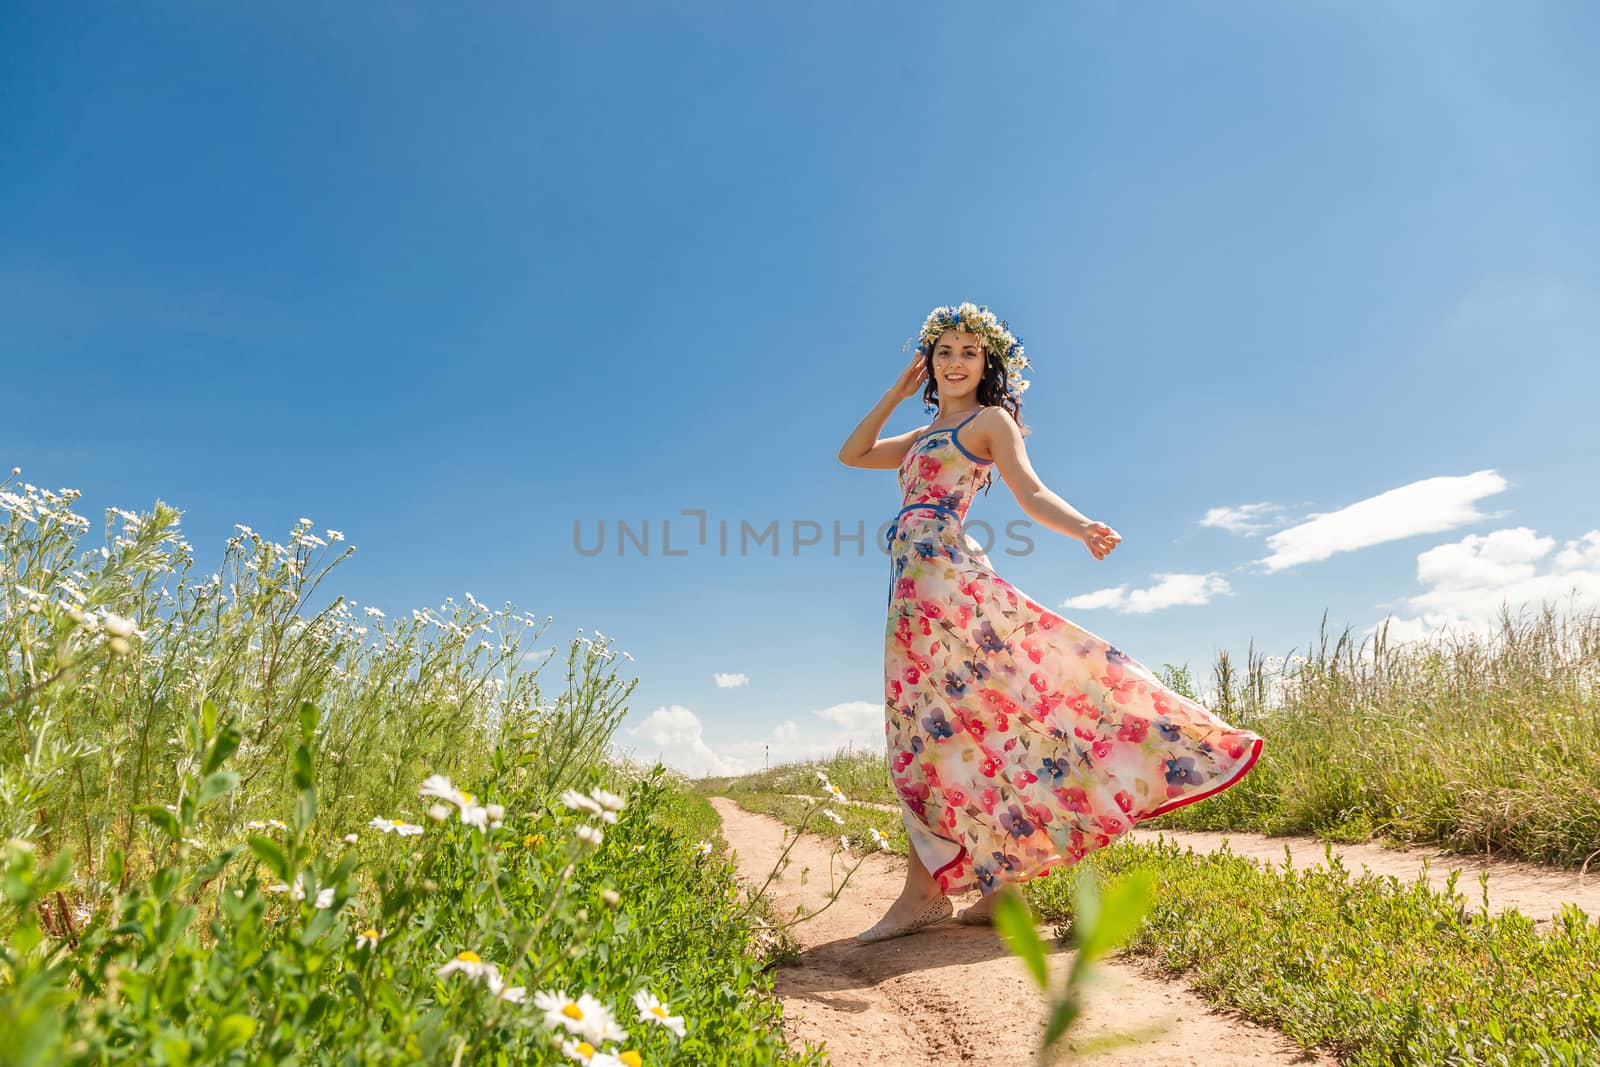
[427,804,450,822]
[601,888,621,908]
[101,612,136,638]
[485,803,505,822]
[108,636,131,656]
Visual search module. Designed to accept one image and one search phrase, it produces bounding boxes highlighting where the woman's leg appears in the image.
[864,834,947,930]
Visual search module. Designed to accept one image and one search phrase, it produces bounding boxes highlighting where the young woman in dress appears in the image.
[837,303,1264,944]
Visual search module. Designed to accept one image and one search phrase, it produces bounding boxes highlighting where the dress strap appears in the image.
[954,407,985,431]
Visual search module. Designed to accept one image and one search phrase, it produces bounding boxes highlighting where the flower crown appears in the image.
[902,301,1031,403]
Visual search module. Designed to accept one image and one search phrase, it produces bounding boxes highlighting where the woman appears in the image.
[837,302,1264,944]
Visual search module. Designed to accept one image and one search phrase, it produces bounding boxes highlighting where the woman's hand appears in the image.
[888,351,929,402]
[1083,522,1122,560]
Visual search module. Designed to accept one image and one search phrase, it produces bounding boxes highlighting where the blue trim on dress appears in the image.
[884,503,966,606]
[914,408,992,466]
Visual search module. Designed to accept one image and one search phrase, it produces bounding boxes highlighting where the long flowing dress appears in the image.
[882,407,1265,897]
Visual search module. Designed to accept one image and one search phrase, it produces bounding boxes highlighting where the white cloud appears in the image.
[624,705,744,778]
[620,700,886,779]
[812,700,882,732]
[1199,502,1283,536]
[1255,470,1509,573]
[1370,527,1600,645]
[712,672,749,688]
[1060,572,1232,614]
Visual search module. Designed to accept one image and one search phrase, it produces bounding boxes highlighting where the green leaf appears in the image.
[293,787,316,833]
[247,836,288,880]
[185,845,243,892]
[212,1014,256,1053]
[293,746,315,792]
[203,724,241,775]
[201,698,218,741]
[992,886,1048,990]
[1042,992,1081,1047]
[197,771,240,810]
[136,804,182,842]
[298,701,318,743]
[1077,869,1154,964]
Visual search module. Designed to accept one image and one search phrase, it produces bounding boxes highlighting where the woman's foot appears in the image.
[955,892,996,925]
[855,889,952,944]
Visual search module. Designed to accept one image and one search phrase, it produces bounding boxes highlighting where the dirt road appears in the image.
[710,796,1339,1066]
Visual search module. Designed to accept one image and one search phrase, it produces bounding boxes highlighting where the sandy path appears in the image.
[711,796,1336,1067]
[776,794,1600,926]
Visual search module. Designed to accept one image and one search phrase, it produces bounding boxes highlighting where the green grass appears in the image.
[0,475,828,1067]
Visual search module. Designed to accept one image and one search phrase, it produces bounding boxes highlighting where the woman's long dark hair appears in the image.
[917,337,1028,496]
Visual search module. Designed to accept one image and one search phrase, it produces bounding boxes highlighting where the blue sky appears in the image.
[5,2,1597,777]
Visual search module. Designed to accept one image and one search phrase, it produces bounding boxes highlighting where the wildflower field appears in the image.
[0,471,827,1066]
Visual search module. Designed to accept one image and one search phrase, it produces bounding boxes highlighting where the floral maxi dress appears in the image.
[882,408,1265,897]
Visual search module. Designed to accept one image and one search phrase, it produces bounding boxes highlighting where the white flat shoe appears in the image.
[854,895,953,944]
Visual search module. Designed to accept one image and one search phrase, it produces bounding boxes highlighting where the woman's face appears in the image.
[930,329,985,404]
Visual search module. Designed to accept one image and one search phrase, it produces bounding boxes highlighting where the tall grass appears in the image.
[1,477,635,877]
[0,472,824,1065]
[1157,603,1600,865]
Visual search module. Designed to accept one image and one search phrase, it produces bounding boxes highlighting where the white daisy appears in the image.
[558,1038,600,1064]
[560,789,604,816]
[355,928,382,950]
[418,773,469,806]
[694,841,713,857]
[589,787,626,813]
[436,950,499,983]
[822,809,844,825]
[368,816,424,836]
[868,827,890,850]
[486,973,527,1003]
[534,989,628,1043]
[314,887,336,909]
[576,824,603,848]
[632,989,688,1038]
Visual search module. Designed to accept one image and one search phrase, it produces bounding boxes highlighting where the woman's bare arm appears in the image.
[838,354,929,469]
[973,407,1123,559]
